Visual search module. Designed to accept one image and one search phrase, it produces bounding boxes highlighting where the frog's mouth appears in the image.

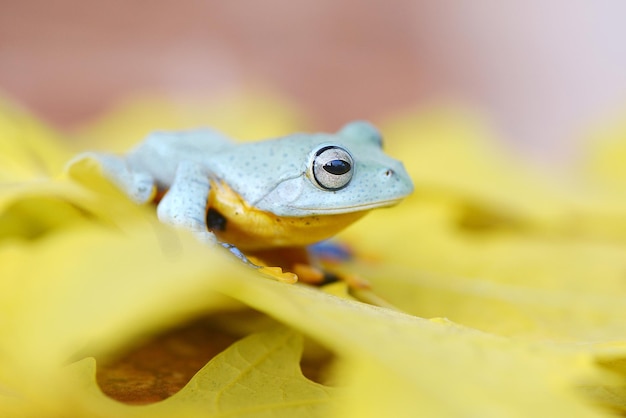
[294,198,404,214]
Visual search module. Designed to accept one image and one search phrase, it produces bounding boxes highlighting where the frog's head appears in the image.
[251,121,414,217]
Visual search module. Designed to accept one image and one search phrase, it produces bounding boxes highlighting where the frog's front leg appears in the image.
[156,160,217,245]
[76,152,156,203]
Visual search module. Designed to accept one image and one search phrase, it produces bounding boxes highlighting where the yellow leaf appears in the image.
[0,165,242,414]
[333,110,626,342]
[380,109,571,231]
[60,327,339,418]
[1,96,623,417]
[165,326,338,416]
[210,276,611,418]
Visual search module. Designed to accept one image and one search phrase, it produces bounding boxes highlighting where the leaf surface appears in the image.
[64,327,339,418]
[1,96,625,418]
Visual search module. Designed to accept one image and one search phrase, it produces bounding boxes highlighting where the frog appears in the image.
[75,121,413,286]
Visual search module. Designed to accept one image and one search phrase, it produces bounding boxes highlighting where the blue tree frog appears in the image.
[75,121,413,285]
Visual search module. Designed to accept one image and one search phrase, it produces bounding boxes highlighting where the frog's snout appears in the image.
[378,162,414,196]
[379,163,400,180]
[379,166,401,183]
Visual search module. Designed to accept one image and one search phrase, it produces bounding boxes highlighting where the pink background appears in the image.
[2,1,626,160]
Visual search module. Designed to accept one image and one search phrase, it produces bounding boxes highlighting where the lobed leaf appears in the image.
[2,96,626,417]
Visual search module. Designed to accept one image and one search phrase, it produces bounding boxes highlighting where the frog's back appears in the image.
[127,129,233,185]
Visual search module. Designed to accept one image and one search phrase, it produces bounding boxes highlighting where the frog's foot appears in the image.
[292,263,371,289]
[291,263,325,285]
[292,263,399,309]
[237,254,298,284]
[72,152,156,204]
[257,266,298,284]
[157,161,212,230]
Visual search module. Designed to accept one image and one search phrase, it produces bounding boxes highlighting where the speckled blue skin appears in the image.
[124,121,413,216]
[75,121,413,245]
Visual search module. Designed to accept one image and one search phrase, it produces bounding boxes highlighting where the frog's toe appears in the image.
[292,263,326,285]
[73,152,156,204]
[257,266,298,284]
[220,242,260,267]
[130,172,157,203]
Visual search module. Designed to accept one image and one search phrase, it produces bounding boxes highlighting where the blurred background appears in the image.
[1,0,626,161]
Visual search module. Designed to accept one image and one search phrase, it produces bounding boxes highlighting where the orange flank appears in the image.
[207,180,367,251]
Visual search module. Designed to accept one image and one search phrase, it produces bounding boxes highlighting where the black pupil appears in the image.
[324,159,351,175]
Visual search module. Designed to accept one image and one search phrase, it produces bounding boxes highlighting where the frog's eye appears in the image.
[312,146,354,190]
